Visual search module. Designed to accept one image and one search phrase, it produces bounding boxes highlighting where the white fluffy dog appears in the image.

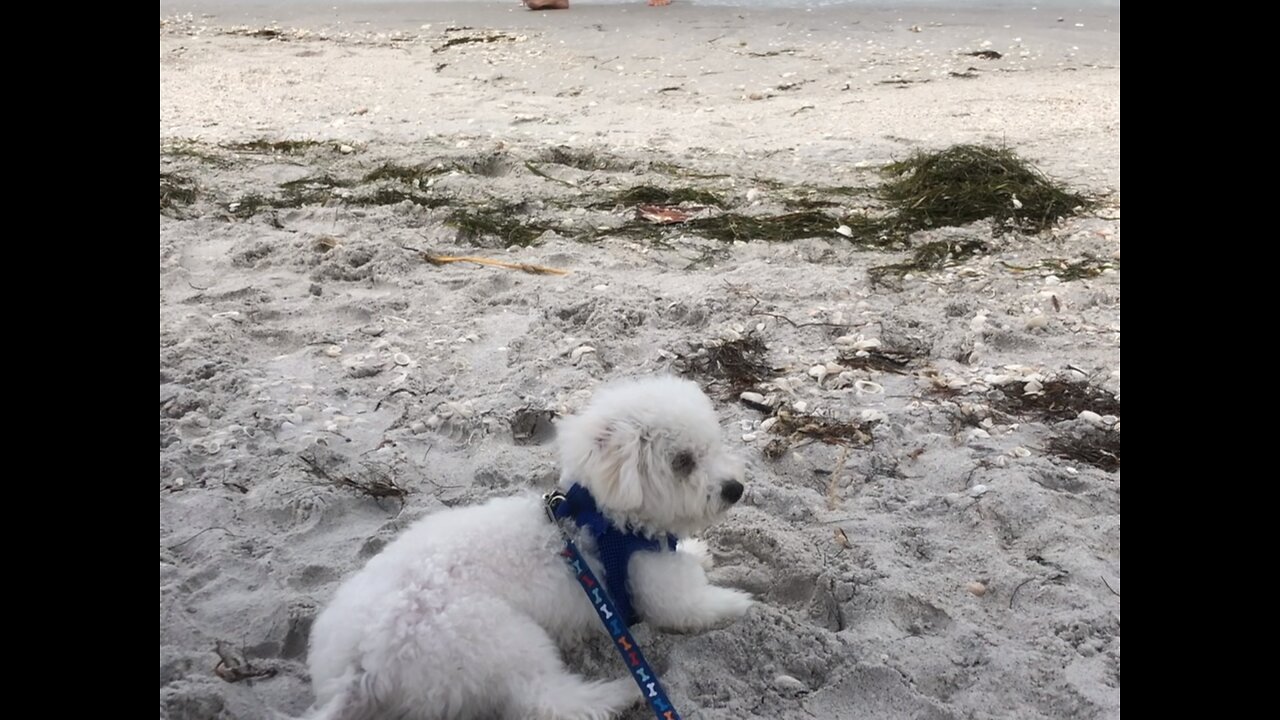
[304,376,754,720]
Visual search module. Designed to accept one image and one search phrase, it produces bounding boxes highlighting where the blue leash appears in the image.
[544,491,683,720]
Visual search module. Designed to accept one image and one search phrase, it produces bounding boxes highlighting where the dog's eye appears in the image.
[672,450,696,475]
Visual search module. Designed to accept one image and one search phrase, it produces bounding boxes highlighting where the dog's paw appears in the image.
[707,586,755,622]
[677,538,714,571]
[665,587,754,632]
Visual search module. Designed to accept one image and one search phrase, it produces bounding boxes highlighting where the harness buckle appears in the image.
[542,491,566,524]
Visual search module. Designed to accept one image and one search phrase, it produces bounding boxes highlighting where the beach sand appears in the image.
[160,3,1120,718]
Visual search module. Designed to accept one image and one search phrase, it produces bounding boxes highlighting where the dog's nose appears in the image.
[721,480,744,504]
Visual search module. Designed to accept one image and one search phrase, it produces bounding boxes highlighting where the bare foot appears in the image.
[524,0,569,9]
[649,0,672,5]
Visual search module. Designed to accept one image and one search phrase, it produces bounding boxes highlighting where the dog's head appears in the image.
[556,376,745,537]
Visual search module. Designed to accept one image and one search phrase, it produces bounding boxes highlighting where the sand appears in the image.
[159,3,1120,719]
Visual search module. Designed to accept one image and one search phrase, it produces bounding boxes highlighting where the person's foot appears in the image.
[649,0,673,5]
[524,0,569,9]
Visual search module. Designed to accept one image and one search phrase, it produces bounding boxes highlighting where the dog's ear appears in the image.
[592,422,645,511]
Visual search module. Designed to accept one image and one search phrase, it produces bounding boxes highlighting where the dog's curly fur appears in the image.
[304,376,753,720]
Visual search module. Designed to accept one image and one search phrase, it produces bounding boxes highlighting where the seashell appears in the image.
[740,391,766,405]
[854,380,884,395]
[1012,446,1032,458]
[393,352,412,366]
[835,224,854,238]
[571,345,596,363]
[835,334,881,351]
[966,581,988,596]
[809,364,829,382]
[1024,314,1048,330]
[772,674,809,696]
[829,371,857,389]
[760,417,779,431]
[969,484,988,497]
[1078,410,1104,425]
[1023,379,1043,395]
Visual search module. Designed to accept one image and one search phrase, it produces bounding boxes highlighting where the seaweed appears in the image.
[879,144,1090,235]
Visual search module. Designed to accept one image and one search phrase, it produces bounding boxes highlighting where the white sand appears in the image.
[160,3,1120,718]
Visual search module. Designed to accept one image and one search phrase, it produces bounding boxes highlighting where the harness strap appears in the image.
[545,491,683,720]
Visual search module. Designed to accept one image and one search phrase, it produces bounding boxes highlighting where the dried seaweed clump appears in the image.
[836,347,918,375]
[868,239,990,285]
[992,379,1120,422]
[685,211,841,243]
[595,185,725,209]
[446,203,555,247]
[989,377,1120,472]
[362,162,450,184]
[675,334,772,395]
[160,172,198,213]
[879,144,1091,235]
[299,447,408,505]
[1047,428,1120,472]
[763,410,876,460]
[537,146,631,172]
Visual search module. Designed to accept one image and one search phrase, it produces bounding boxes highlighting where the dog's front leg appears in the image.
[630,550,754,632]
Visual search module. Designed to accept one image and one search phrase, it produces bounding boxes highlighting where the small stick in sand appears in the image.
[419,252,570,276]
[1009,577,1036,610]
[1101,575,1120,597]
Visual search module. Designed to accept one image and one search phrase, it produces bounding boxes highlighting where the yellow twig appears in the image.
[420,253,570,276]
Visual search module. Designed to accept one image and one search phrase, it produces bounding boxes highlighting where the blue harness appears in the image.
[545,485,683,720]
[550,483,677,625]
